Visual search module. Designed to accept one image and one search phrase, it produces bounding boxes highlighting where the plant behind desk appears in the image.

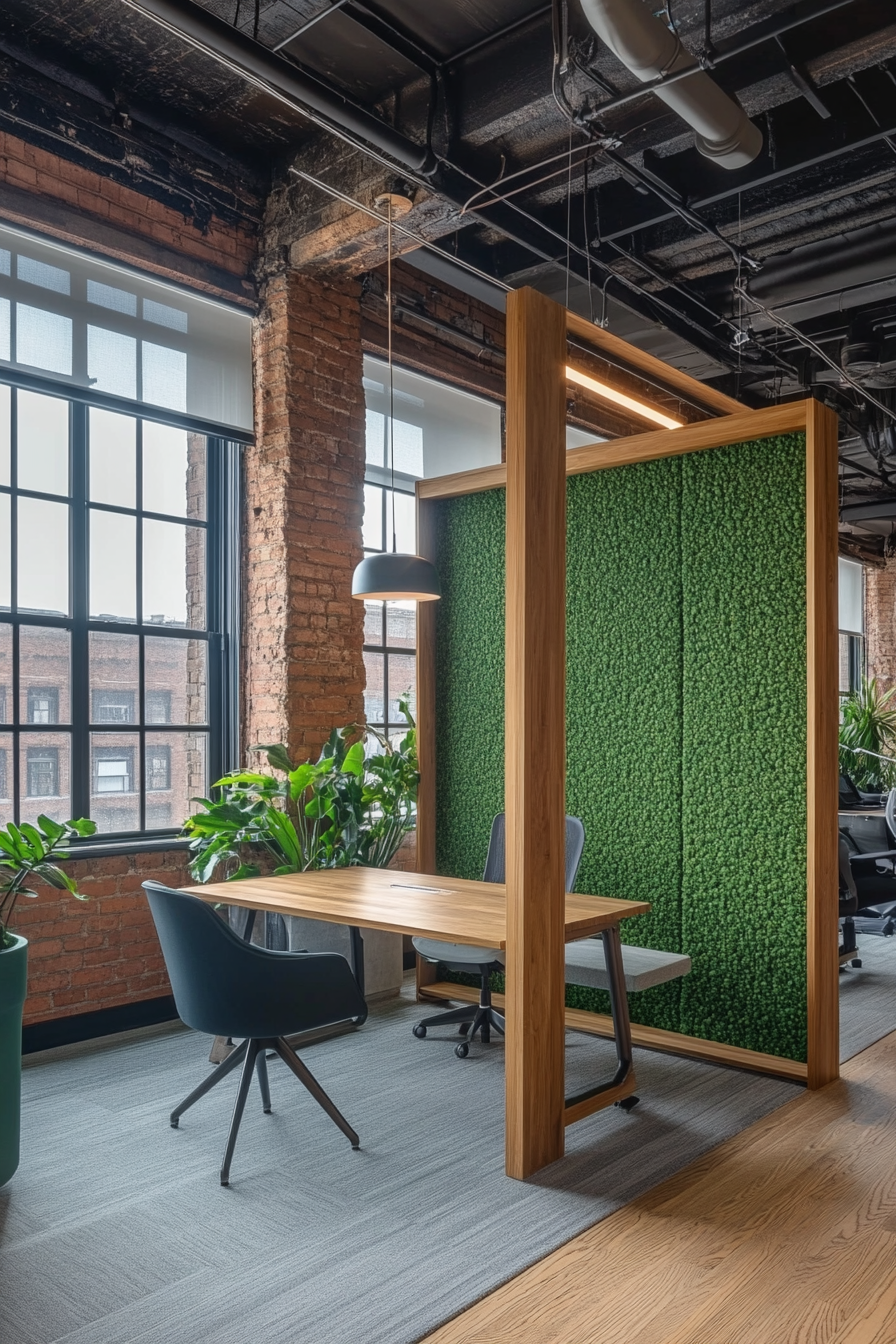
[184,696,418,882]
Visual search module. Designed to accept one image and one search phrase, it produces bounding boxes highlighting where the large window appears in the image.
[361,358,502,740]
[0,238,244,840]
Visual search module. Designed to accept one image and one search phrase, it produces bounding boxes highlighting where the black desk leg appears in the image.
[564,925,638,1115]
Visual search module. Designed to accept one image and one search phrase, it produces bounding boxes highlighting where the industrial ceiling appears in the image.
[2,0,896,537]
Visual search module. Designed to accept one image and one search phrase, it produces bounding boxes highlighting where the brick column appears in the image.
[244,269,366,764]
[865,557,896,695]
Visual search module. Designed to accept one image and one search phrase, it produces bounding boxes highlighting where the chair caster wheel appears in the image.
[413,1024,427,1039]
[615,1095,639,1112]
[455,1042,469,1059]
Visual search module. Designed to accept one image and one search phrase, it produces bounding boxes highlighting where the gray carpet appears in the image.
[840,932,896,1061]
[2,983,804,1344]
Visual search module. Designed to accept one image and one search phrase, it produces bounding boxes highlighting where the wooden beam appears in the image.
[806,399,840,1089]
[415,495,438,877]
[417,401,811,501]
[422,982,810,1083]
[504,287,568,1179]
[565,309,745,417]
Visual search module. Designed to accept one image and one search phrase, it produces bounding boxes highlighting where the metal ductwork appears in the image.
[749,218,896,307]
[579,0,763,170]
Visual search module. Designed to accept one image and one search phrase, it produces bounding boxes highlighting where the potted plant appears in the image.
[183,697,418,882]
[0,814,96,1187]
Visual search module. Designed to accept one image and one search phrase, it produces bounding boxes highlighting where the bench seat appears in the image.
[565,938,691,993]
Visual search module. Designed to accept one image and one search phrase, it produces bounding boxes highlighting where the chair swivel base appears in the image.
[170,1034,360,1185]
[413,1000,505,1059]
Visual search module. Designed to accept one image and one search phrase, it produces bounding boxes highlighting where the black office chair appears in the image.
[411,813,586,1058]
[143,882,367,1185]
[838,836,862,970]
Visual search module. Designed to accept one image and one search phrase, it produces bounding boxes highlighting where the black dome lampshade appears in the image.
[351,551,441,602]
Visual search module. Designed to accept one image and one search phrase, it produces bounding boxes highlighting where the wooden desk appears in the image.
[193,867,649,1158]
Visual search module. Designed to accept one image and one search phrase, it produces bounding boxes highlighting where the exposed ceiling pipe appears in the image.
[748,218,896,307]
[119,0,436,174]
[579,0,763,169]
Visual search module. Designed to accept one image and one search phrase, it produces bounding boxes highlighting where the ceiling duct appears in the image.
[579,0,763,170]
[749,218,896,308]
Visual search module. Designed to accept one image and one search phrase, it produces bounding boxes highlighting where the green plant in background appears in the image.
[839,676,896,792]
[184,695,418,883]
[0,816,97,949]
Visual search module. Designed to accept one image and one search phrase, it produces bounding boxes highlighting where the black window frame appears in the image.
[0,367,243,846]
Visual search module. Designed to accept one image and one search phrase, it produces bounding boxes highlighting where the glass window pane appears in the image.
[0,732,12,828]
[90,732,140,834]
[143,520,205,629]
[0,298,10,363]
[90,510,136,622]
[89,408,136,508]
[0,383,9,485]
[20,626,71,725]
[142,342,186,411]
[0,625,9,721]
[142,423,206,520]
[145,730,206,831]
[386,490,416,554]
[363,483,383,551]
[16,390,69,495]
[364,600,384,646]
[145,636,207,724]
[387,653,416,724]
[16,305,72,376]
[386,601,415,649]
[365,409,384,467]
[87,326,137,400]
[89,632,139,724]
[0,495,9,610]
[17,497,69,615]
[363,650,384,726]
[19,733,70,828]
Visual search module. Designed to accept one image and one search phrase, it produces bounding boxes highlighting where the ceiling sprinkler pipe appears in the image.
[579,0,763,169]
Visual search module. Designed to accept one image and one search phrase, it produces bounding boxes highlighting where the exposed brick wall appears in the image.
[244,269,367,764]
[865,557,896,695]
[0,129,257,303]
[15,850,192,1027]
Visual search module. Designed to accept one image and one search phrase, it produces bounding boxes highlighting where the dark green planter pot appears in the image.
[0,934,27,1188]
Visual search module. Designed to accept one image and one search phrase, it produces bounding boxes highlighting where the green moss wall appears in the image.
[433,433,808,1061]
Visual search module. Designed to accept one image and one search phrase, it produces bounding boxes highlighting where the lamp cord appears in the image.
[387,200,397,554]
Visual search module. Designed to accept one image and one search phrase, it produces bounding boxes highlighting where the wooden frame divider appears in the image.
[415,290,839,1176]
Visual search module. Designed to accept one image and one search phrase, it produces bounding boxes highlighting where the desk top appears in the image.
[193,866,650,950]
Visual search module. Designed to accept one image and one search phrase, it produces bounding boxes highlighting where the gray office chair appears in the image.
[412,813,586,1058]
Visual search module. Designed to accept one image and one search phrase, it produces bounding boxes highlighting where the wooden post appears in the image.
[504,287,568,1178]
[806,399,840,1088]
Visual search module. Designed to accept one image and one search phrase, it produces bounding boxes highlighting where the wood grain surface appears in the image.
[417,401,810,500]
[192,866,649,949]
[504,286,569,1178]
[421,1029,896,1344]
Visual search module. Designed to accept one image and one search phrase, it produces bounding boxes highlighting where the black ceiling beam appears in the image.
[595,74,896,247]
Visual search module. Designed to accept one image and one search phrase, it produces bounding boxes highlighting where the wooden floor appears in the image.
[423,1029,896,1344]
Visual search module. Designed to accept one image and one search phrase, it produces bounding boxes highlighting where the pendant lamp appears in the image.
[351,193,441,604]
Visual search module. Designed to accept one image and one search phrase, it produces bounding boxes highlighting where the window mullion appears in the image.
[70,401,90,822]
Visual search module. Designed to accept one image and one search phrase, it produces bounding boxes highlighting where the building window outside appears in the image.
[27,688,59,724]
[0,248,243,838]
[27,747,59,797]
[147,746,171,791]
[92,689,136,723]
[93,745,135,794]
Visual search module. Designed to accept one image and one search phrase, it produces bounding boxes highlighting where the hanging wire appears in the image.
[386,199,397,554]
